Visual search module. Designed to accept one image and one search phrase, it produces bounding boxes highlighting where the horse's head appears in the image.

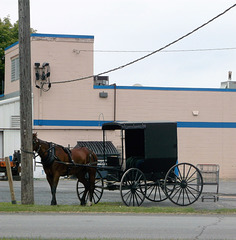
[32,133,40,151]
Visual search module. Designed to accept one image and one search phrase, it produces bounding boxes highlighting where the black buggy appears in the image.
[76,121,203,206]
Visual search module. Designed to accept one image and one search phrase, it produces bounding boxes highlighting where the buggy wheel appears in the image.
[145,180,168,202]
[120,168,147,206]
[164,163,203,206]
[76,170,104,204]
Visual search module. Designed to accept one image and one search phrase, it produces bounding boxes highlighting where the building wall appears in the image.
[178,128,236,179]
[33,85,236,179]
[31,34,94,123]
[4,33,94,97]
[4,44,19,95]
[0,96,20,157]
[1,34,236,179]
[0,131,3,158]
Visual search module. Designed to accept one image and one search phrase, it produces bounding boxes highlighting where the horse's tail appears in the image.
[89,150,98,166]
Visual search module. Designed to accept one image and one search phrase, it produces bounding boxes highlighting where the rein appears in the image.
[20,148,35,156]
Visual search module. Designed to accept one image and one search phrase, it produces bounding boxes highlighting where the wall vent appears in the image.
[11,115,20,128]
[221,81,236,89]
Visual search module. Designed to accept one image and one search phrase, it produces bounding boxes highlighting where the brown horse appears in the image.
[32,133,97,205]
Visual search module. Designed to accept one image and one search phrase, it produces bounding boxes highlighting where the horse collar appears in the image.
[41,142,55,166]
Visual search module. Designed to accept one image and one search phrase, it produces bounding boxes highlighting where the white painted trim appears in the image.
[0,96,20,106]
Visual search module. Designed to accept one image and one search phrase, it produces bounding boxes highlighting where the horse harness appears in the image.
[35,142,74,167]
[34,139,96,174]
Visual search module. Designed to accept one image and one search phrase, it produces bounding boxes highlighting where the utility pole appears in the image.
[18,0,34,204]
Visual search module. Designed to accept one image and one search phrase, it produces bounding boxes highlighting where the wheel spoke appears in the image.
[146,185,154,198]
[153,186,158,200]
[185,165,192,180]
[136,188,144,196]
[170,185,181,199]
[173,170,182,182]
[176,165,183,180]
[186,169,197,182]
[184,188,191,204]
[93,189,102,199]
[129,192,133,206]
[183,164,186,179]
[176,188,183,204]
[123,189,131,198]
[187,177,198,184]
[186,186,197,199]
[134,192,142,205]
[187,185,201,194]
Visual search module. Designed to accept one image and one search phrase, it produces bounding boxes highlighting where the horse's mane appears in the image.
[37,137,71,154]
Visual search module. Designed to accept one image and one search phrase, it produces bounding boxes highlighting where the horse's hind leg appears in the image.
[87,169,96,206]
[77,172,90,206]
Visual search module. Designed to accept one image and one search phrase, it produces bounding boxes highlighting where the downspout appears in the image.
[113,83,116,121]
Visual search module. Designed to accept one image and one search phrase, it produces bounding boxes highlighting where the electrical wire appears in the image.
[78,47,236,53]
[52,3,236,85]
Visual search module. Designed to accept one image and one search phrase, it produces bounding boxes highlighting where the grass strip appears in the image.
[1,202,236,214]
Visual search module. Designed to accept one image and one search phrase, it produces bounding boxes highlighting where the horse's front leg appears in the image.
[47,175,59,205]
[50,184,57,205]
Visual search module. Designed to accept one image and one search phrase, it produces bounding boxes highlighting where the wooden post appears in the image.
[18,0,34,204]
[5,157,17,204]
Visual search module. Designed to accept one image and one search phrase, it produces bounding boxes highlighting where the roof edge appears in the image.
[31,33,94,39]
[5,33,94,51]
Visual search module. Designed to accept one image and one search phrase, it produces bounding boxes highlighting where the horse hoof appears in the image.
[87,201,92,207]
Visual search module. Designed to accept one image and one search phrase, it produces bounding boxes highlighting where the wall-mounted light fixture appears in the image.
[192,110,199,116]
[34,62,51,92]
[99,91,108,98]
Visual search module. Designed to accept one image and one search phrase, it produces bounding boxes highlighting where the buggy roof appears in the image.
[102,121,177,130]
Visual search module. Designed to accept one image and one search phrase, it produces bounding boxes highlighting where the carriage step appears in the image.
[106,182,119,191]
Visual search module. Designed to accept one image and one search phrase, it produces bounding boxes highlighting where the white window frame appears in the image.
[11,57,20,82]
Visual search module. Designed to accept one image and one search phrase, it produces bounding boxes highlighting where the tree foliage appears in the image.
[0,16,18,94]
[0,16,36,94]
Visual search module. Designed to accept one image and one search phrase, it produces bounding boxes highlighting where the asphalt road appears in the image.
[1,179,236,239]
[1,213,236,239]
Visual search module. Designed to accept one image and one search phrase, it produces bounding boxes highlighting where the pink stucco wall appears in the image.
[3,34,236,179]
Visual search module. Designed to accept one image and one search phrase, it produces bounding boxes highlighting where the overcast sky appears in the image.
[1,0,236,88]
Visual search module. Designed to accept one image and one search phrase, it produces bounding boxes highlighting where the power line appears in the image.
[52,3,236,85]
[79,47,236,53]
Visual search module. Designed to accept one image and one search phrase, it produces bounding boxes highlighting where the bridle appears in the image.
[32,137,42,158]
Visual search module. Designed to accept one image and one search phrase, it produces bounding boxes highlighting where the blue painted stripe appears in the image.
[31,33,94,39]
[5,41,19,51]
[34,119,110,127]
[34,119,236,128]
[94,85,236,92]
[177,122,236,128]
